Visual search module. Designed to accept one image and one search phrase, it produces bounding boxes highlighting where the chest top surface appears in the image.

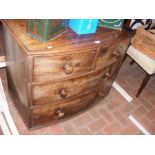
[2,19,132,55]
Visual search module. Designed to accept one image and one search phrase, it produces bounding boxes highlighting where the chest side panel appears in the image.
[3,25,29,111]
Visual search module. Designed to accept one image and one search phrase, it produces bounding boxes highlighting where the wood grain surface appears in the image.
[2,19,133,128]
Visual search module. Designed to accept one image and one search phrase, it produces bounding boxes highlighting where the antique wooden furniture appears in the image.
[127,27,155,97]
[2,20,132,129]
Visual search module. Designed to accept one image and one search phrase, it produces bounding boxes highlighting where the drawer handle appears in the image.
[113,50,121,59]
[98,91,104,97]
[57,109,64,118]
[59,88,68,98]
[64,64,73,74]
[105,72,111,79]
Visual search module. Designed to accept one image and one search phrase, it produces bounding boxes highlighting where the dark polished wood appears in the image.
[33,49,96,82]
[136,73,151,97]
[129,59,135,65]
[2,20,133,128]
[32,62,120,106]
[31,86,102,127]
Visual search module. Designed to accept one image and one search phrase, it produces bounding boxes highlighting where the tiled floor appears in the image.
[0,56,155,135]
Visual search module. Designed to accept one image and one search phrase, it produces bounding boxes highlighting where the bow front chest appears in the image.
[2,20,132,129]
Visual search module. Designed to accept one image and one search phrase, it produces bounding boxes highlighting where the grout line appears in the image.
[112,81,133,103]
[128,115,151,135]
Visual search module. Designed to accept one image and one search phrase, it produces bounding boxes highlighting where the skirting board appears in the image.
[0,78,19,135]
[0,56,6,68]
[112,81,133,102]
[128,115,151,135]
[0,61,6,68]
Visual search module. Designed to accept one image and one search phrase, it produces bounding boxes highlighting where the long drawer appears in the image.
[30,85,103,127]
[33,49,96,82]
[31,62,120,106]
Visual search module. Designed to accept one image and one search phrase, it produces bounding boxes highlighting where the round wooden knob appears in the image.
[105,72,111,79]
[59,88,68,98]
[57,109,64,118]
[65,56,71,61]
[113,50,121,59]
[64,64,73,74]
[98,91,104,97]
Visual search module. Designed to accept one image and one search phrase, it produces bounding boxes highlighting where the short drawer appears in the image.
[93,41,129,70]
[33,49,96,82]
[31,62,120,106]
[30,86,103,127]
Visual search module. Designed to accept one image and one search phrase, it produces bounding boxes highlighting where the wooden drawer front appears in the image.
[93,42,128,70]
[30,87,102,127]
[32,61,120,106]
[98,62,121,97]
[33,50,96,82]
[32,68,108,105]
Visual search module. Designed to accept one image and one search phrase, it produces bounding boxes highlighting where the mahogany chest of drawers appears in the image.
[2,20,132,129]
